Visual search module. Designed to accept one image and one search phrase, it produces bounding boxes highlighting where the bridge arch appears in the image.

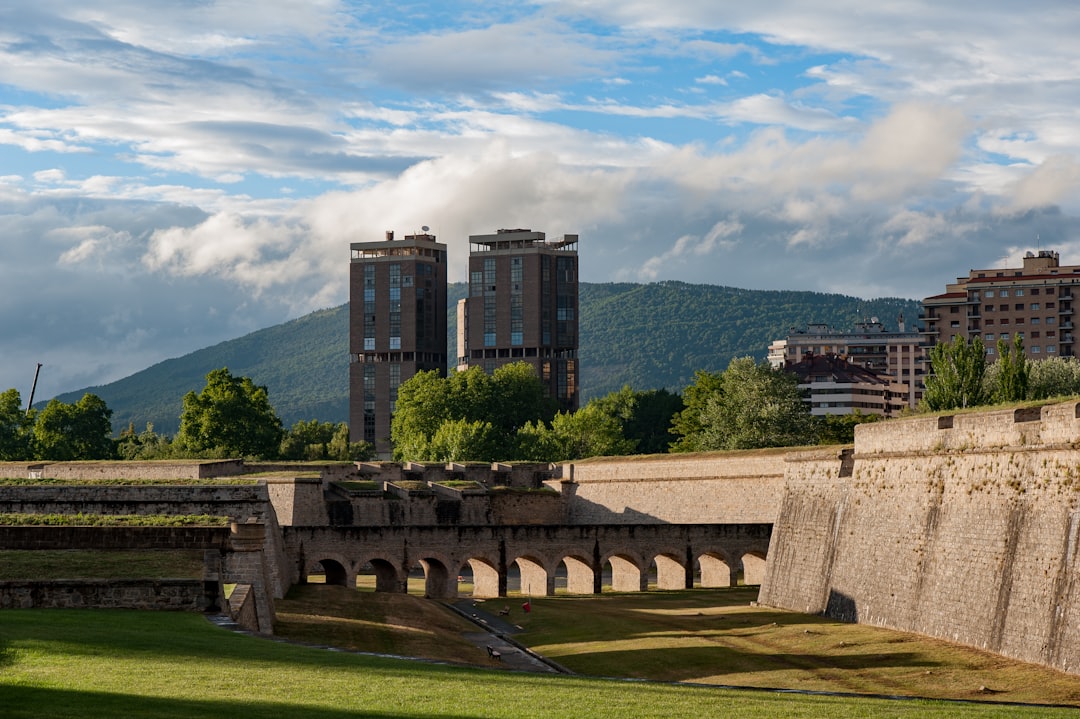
[408,553,456,599]
[603,551,646,593]
[740,549,768,586]
[511,554,550,597]
[305,554,351,587]
[357,556,403,593]
[558,554,595,595]
[696,550,735,588]
[651,550,689,590]
[461,556,500,598]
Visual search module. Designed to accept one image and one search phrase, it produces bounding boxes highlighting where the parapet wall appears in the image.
[0,460,245,481]
[760,401,1080,675]
[561,451,789,524]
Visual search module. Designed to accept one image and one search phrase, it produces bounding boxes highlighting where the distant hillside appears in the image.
[53,282,921,435]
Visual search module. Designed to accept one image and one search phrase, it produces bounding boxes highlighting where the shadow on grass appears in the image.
[549,645,941,683]
[0,685,477,719]
[0,609,462,676]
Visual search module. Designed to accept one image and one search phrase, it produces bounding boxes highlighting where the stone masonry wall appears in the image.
[0,484,271,521]
[759,401,1080,675]
[560,451,789,524]
[0,579,213,611]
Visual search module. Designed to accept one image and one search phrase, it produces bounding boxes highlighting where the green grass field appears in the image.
[2,608,1076,719]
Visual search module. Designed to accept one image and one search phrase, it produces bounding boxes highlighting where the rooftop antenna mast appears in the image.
[26,363,42,416]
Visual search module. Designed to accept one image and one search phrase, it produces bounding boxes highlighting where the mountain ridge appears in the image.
[52,281,922,435]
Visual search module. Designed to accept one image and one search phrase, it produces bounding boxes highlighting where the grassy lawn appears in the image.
[1,608,1075,719]
[0,550,205,580]
[274,584,1080,710]
[511,588,1080,706]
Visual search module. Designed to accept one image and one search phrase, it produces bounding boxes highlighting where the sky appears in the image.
[4,1,1080,401]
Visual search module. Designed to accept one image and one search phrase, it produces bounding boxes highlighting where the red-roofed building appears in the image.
[921,250,1078,360]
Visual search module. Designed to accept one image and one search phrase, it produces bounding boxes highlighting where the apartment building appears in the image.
[456,228,579,411]
[921,250,1078,360]
[769,318,925,409]
[784,353,908,417]
[349,231,447,457]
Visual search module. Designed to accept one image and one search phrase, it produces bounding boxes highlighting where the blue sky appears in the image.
[3,0,1080,401]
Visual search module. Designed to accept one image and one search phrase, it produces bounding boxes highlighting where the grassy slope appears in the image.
[269,584,1080,710]
[0,609,1071,719]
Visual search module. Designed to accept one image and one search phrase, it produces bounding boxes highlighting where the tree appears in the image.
[993,334,1029,403]
[280,420,373,461]
[391,362,556,462]
[116,422,173,460]
[669,370,724,452]
[923,336,987,411]
[1027,356,1080,400]
[697,357,815,450]
[175,368,284,458]
[429,418,499,462]
[391,369,454,461]
[516,405,635,462]
[590,385,683,455]
[815,411,881,445]
[0,389,33,460]
[34,393,114,460]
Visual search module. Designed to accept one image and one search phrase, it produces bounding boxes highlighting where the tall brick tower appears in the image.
[456,228,579,411]
[350,230,447,457]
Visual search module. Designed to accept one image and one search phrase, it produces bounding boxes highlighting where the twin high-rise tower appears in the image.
[349,228,579,457]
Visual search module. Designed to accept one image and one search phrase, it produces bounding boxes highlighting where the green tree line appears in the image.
[922,335,1080,411]
[0,367,372,462]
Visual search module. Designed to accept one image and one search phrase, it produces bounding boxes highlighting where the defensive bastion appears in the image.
[759,400,1080,676]
[6,402,1080,677]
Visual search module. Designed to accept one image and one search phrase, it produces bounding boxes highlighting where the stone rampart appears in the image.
[760,400,1080,675]
[0,484,270,521]
[0,460,245,481]
[559,451,789,524]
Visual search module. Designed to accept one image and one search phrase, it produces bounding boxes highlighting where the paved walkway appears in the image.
[450,600,567,674]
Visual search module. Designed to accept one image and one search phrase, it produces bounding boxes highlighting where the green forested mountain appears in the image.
[53,282,921,435]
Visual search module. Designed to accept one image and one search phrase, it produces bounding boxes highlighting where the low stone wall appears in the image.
[0,578,215,611]
[559,451,789,524]
[0,484,270,522]
[0,460,245,481]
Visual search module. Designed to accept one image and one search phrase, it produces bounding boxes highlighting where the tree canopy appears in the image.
[922,336,987,411]
[33,393,115,460]
[670,358,815,451]
[175,368,284,458]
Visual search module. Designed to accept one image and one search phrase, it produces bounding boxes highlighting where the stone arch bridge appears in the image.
[282,523,771,599]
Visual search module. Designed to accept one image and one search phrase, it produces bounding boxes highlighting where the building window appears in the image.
[1000,333,1009,340]
[950,321,960,328]
[1032,346,1041,353]
[1032,303,1040,310]
[1032,331,1041,338]
[1032,317,1041,325]
[1000,289,1009,297]
[484,295,496,347]
[1015,304,1024,311]
[984,333,995,341]
[986,346,995,355]
[985,290,994,298]
[1032,288,1040,295]
[1016,289,1024,296]
[484,258,496,292]
[1049,345,1057,353]
[1048,317,1057,325]
[471,270,483,297]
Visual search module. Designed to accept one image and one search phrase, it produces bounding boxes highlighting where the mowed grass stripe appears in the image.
[0,609,1071,719]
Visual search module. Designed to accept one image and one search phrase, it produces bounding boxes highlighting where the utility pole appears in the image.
[26,363,42,416]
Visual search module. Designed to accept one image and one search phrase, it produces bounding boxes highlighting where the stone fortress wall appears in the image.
[758,401,1080,675]
[6,403,1080,677]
